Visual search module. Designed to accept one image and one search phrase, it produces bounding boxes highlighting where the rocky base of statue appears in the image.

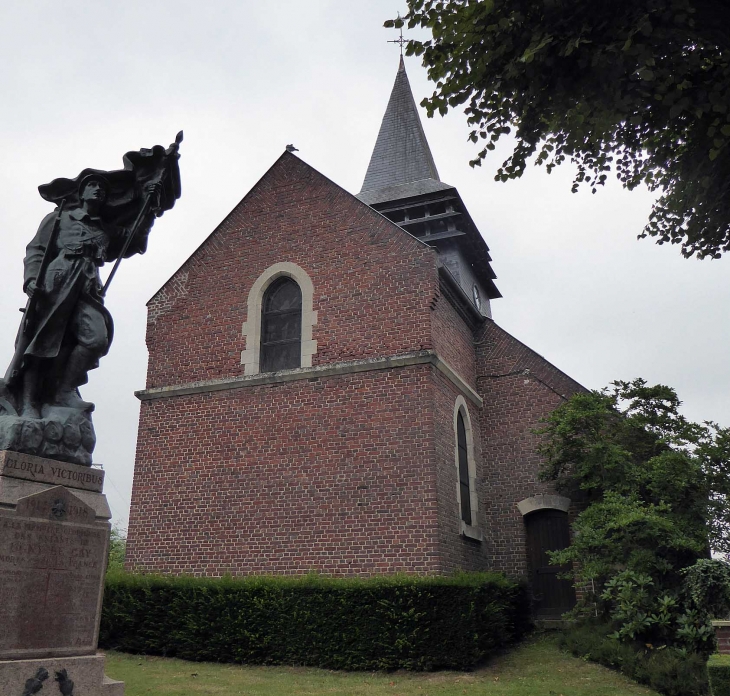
[0,655,123,696]
[0,450,122,695]
[0,386,96,467]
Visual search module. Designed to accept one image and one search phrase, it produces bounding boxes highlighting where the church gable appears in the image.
[144,152,440,389]
[127,57,591,594]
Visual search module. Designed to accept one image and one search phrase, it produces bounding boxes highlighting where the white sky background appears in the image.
[1,0,728,528]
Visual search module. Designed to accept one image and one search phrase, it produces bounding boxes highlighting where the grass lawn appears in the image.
[104,635,659,696]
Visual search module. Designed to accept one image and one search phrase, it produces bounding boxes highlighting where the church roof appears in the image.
[356,57,501,304]
[358,56,449,200]
[358,177,453,207]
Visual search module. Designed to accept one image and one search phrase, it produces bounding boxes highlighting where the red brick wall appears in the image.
[127,366,441,576]
[716,625,730,654]
[129,155,453,577]
[430,291,476,389]
[475,320,586,577]
[145,153,439,389]
[129,152,587,580]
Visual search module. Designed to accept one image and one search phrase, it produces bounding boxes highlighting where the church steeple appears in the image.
[357,58,501,309]
[359,57,451,202]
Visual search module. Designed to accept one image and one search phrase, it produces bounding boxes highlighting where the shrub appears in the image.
[559,621,709,696]
[683,560,730,619]
[600,569,717,656]
[708,654,730,696]
[101,571,530,671]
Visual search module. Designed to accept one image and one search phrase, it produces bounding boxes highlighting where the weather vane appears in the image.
[388,11,407,56]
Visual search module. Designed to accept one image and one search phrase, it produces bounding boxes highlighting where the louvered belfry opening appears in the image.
[260,277,302,372]
[457,411,472,525]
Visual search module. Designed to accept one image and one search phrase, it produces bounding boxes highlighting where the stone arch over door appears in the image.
[518,497,576,617]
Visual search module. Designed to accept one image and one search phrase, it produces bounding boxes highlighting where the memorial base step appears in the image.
[0,653,123,695]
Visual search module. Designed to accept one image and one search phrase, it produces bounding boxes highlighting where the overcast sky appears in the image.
[1,1,729,528]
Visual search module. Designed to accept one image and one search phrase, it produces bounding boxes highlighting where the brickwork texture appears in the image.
[126,152,585,581]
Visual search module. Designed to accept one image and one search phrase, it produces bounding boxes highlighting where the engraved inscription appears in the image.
[46,465,103,488]
[0,512,107,658]
[16,488,94,525]
[3,454,46,478]
[0,451,104,492]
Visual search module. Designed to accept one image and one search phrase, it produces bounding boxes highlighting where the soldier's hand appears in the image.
[144,181,163,200]
[144,181,163,212]
[25,280,38,298]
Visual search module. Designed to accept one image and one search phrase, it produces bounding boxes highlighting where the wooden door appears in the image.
[525,509,576,616]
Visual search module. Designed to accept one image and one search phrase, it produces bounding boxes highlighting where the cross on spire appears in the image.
[387,12,407,56]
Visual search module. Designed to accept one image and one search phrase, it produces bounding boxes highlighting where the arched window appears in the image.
[454,396,480,540]
[457,411,472,525]
[241,263,317,376]
[260,277,302,372]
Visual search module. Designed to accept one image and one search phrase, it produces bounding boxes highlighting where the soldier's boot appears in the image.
[19,369,41,419]
[53,346,95,412]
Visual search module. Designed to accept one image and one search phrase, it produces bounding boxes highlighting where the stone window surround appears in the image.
[241,262,318,375]
[454,395,482,542]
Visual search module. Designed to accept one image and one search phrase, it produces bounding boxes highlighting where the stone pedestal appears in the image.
[0,408,96,467]
[0,655,123,696]
[0,450,123,695]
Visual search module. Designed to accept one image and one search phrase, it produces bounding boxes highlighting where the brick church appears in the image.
[126,58,584,615]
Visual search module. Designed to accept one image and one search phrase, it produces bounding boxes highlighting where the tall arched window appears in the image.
[457,411,472,525]
[260,277,302,372]
[454,396,481,540]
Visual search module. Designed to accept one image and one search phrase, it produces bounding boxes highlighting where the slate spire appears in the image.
[357,57,501,304]
[359,56,443,196]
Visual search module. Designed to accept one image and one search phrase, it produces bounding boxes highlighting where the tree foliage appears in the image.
[389,0,730,258]
[540,379,730,562]
[107,525,127,574]
[682,558,730,618]
[538,379,730,653]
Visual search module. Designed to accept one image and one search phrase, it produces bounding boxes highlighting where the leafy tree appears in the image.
[682,558,730,618]
[389,1,730,258]
[538,379,730,653]
[540,379,730,569]
[107,525,127,574]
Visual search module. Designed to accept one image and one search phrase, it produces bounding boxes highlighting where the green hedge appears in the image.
[100,571,530,671]
[559,621,709,696]
[709,655,730,696]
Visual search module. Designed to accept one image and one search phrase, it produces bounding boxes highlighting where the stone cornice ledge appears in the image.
[136,350,483,406]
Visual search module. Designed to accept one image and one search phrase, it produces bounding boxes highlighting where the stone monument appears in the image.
[0,133,182,695]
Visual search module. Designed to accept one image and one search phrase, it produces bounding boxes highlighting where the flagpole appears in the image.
[100,131,183,298]
[100,194,154,297]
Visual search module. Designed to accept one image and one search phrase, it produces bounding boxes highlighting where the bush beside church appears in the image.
[100,571,530,671]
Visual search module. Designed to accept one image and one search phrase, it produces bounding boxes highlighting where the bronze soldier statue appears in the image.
[0,133,182,465]
[12,173,159,416]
